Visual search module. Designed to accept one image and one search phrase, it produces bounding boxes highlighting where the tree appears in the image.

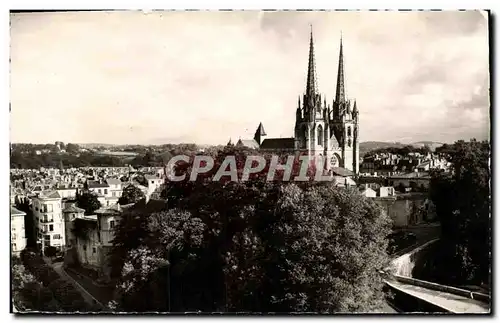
[109,147,392,312]
[76,191,101,215]
[66,143,80,154]
[119,184,146,205]
[426,139,490,286]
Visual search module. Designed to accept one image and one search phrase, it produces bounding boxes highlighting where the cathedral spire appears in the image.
[335,34,346,103]
[306,25,318,98]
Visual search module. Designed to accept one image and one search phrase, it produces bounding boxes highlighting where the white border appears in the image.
[2,1,498,323]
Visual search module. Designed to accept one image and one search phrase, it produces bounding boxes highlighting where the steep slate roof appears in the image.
[10,206,26,216]
[87,180,110,188]
[236,139,260,149]
[62,204,85,213]
[260,138,295,150]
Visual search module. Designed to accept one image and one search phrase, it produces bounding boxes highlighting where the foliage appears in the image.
[17,249,92,312]
[109,147,391,312]
[427,139,490,286]
[364,145,432,158]
[44,246,58,258]
[118,184,146,205]
[48,278,88,312]
[76,190,102,215]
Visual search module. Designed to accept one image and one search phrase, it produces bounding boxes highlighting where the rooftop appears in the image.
[11,206,26,216]
[62,204,85,213]
[38,190,61,199]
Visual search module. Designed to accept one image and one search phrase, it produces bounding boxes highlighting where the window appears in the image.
[42,205,47,213]
[49,224,54,232]
[104,189,108,195]
[12,234,17,240]
[12,243,16,250]
[53,234,61,239]
[112,191,116,197]
[47,204,53,212]
[347,126,352,137]
[72,214,76,220]
[83,245,87,251]
[92,247,96,254]
[151,181,155,184]
[110,220,115,229]
[98,189,102,194]
[44,235,50,240]
[317,125,323,146]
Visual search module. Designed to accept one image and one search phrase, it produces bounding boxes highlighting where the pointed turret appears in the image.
[352,100,358,119]
[227,138,233,146]
[335,34,345,103]
[306,26,318,99]
[254,122,267,145]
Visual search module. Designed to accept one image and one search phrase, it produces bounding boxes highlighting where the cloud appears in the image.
[9,11,490,145]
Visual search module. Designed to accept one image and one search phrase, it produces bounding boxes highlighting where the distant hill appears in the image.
[359,141,406,156]
[410,141,445,151]
[359,141,445,156]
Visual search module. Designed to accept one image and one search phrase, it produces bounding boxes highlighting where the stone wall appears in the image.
[387,239,439,277]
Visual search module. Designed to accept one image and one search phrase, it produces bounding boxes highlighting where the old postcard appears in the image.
[10,10,491,314]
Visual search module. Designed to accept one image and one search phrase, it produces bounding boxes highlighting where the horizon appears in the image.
[10,11,490,145]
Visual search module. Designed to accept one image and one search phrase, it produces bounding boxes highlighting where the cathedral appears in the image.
[235,29,360,175]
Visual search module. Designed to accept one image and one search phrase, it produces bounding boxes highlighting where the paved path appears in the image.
[386,279,489,314]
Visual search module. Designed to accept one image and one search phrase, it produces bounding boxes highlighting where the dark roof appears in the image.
[128,198,167,214]
[87,180,110,188]
[260,138,295,150]
[236,139,260,149]
[330,167,354,177]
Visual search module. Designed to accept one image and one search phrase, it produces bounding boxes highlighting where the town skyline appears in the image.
[10,11,490,145]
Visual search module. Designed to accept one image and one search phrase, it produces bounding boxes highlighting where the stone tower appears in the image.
[330,35,360,174]
[294,30,359,175]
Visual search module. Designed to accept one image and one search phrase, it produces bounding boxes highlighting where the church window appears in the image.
[310,128,315,145]
[317,125,323,146]
[348,138,352,147]
[347,126,352,137]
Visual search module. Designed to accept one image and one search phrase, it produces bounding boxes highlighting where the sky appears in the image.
[10,10,490,145]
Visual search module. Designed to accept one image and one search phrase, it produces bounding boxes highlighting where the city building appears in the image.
[11,206,27,255]
[32,190,65,251]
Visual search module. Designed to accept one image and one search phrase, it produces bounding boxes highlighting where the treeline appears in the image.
[10,151,126,169]
[12,250,101,312]
[365,145,432,158]
[107,147,392,312]
[10,144,225,169]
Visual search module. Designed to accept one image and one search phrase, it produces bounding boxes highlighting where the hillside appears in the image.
[359,141,444,156]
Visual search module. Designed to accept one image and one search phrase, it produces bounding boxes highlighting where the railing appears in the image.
[390,274,490,303]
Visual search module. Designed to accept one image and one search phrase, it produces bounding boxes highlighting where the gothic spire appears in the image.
[335,34,346,103]
[306,25,318,98]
